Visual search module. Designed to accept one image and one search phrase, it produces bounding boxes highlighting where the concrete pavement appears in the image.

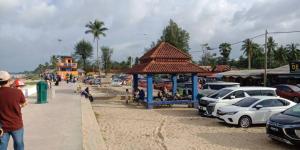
[8,82,83,150]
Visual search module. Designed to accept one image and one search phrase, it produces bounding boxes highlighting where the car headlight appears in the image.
[225,111,238,115]
[295,129,300,138]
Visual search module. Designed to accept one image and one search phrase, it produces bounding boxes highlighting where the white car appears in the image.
[216,96,296,128]
[198,87,277,117]
[200,82,240,96]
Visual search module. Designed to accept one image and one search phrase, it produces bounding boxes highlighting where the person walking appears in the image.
[0,71,27,150]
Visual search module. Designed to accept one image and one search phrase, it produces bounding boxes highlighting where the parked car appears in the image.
[274,84,300,103]
[266,104,300,145]
[216,96,295,128]
[200,82,240,96]
[198,87,277,117]
[111,79,122,86]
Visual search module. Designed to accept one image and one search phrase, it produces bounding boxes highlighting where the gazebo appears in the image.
[127,42,208,109]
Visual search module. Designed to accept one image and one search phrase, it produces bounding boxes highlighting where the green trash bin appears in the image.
[37,81,48,104]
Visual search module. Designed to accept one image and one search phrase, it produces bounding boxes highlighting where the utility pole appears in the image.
[264,30,268,87]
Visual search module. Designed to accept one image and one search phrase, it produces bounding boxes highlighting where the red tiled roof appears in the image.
[127,42,210,74]
[127,61,208,74]
[213,65,231,73]
[140,42,190,63]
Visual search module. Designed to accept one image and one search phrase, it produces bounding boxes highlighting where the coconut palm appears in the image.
[286,43,300,61]
[85,20,108,75]
[266,36,277,68]
[241,39,259,70]
[273,45,288,66]
[74,40,93,72]
[219,43,232,65]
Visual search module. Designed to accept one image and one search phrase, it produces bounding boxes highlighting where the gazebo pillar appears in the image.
[133,74,138,91]
[171,74,177,96]
[192,73,199,108]
[147,73,153,109]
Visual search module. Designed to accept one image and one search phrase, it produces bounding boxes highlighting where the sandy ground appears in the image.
[92,99,297,150]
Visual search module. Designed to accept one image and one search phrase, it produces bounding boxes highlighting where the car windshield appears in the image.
[289,85,300,92]
[283,104,300,117]
[208,89,233,99]
[233,97,260,107]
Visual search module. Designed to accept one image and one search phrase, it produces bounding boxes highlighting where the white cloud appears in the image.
[1,0,300,72]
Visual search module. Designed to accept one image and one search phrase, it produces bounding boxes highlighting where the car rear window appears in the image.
[245,90,276,96]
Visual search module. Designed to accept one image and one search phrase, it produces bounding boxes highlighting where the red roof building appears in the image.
[127,42,207,109]
[127,42,208,74]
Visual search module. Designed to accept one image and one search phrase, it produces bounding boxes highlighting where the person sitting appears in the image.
[138,89,145,105]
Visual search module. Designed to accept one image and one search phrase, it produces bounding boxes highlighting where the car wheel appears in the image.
[238,116,252,128]
[293,97,300,103]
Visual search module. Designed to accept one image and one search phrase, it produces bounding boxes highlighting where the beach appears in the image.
[92,98,296,150]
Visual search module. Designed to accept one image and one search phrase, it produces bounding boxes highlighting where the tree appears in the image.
[286,43,300,61]
[134,57,139,65]
[85,20,108,76]
[50,55,58,69]
[101,46,113,75]
[266,36,277,68]
[127,56,132,68]
[159,19,190,52]
[241,39,260,70]
[74,40,93,72]
[273,45,288,67]
[219,43,232,65]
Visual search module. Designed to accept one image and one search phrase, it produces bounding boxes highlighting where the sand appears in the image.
[92,99,297,150]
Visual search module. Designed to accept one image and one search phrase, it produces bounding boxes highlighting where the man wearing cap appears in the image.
[0,71,26,150]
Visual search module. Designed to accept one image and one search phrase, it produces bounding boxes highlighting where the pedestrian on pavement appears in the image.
[0,71,27,150]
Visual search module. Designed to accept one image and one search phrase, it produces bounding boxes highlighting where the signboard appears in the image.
[289,62,300,73]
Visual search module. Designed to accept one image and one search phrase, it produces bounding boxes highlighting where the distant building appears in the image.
[56,56,78,80]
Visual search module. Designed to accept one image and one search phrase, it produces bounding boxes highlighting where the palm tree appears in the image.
[85,20,108,75]
[219,43,232,65]
[74,40,93,72]
[286,43,300,61]
[266,36,277,68]
[273,45,288,66]
[241,39,258,70]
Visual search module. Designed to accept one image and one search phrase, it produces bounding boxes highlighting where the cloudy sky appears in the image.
[1,0,300,72]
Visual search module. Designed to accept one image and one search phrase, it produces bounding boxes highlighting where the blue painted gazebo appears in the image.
[127,42,208,109]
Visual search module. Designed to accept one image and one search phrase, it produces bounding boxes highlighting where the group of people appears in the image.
[0,71,27,150]
[132,88,145,104]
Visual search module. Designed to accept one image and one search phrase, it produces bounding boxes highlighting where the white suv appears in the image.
[200,82,240,96]
[198,87,277,117]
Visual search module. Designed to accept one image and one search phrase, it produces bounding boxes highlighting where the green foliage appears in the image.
[241,39,261,69]
[286,43,300,61]
[134,57,139,65]
[85,20,108,41]
[219,43,232,65]
[74,39,93,72]
[101,46,113,74]
[159,19,190,52]
[266,36,277,68]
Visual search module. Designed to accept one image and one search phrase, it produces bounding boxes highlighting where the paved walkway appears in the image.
[8,82,83,150]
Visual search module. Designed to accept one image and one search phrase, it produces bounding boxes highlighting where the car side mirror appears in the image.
[230,96,235,99]
[255,105,263,109]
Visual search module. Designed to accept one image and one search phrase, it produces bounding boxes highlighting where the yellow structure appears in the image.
[57,56,78,80]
